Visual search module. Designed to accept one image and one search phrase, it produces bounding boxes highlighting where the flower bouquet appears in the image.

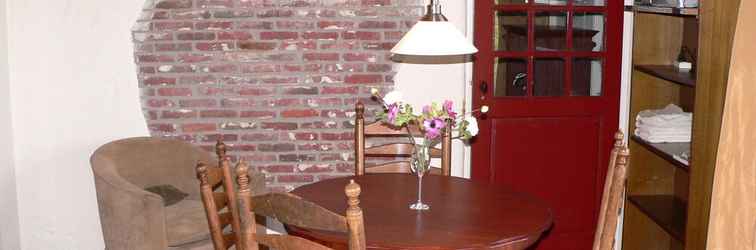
[370,88,488,210]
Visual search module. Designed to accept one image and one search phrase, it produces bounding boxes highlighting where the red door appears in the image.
[472,1,622,249]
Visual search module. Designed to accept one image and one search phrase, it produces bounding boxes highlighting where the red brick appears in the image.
[258,165,295,173]
[155,43,192,51]
[238,87,273,96]
[238,42,277,51]
[152,21,192,31]
[343,53,377,62]
[361,0,390,6]
[241,154,278,162]
[237,21,274,29]
[154,0,192,9]
[143,76,177,86]
[321,132,354,140]
[197,0,233,8]
[261,98,301,107]
[318,21,355,30]
[133,32,173,42]
[179,99,216,108]
[261,122,298,130]
[221,98,256,107]
[240,64,281,74]
[217,31,253,40]
[195,21,233,30]
[281,109,319,118]
[324,64,364,73]
[177,54,212,63]
[258,9,294,18]
[280,41,317,50]
[301,121,339,129]
[319,154,345,161]
[345,74,383,84]
[240,110,276,119]
[321,86,358,94]
[342,31,380,40]
[367,64,393,72]
[298,143,334,151]
[137,54,174,63]
[179,75,217,85]
[157,87,192,96]
[302,32,338,40]
[161,110,197,119]
[258,143,296,152]
[146,99,175,108]
[303,53,339,61]
[282,87,318,95]
[172,10,212,19]
[200,110,237,118]
[261,76,298,84]
[362,42,395,50]
[182,123,217,132]
[320,41,359,50]
[298,164,334,173]
[241,133,278,141]
[285,132,319,141]
[177,32,215,40]
[276,20,314,29]
[277,175,314,183]
[149,123,176,133]
[305,97,342,107]
[279,154,317,162]
[358,21,397,29]
[384,31,404,40]
[156,65,194,73]
[201,64,238,73]
[196,42,234,51]
[260,31,298,40]
[201,134,238,142]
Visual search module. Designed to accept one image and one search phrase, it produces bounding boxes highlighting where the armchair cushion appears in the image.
[165,199,210,246]
[145,185,189,206]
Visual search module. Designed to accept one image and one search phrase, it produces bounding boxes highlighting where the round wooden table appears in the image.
[288,173,553,249]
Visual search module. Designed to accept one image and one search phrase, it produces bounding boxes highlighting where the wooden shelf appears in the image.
[635,65,696,87]
[634,5,699,16]
[631,135,690,171]
[628,195,687,242]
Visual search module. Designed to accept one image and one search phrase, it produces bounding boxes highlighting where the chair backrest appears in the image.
[354,102,452,176]
[592,131,631,250]
[236,163,366,250]
[196,141,242,250]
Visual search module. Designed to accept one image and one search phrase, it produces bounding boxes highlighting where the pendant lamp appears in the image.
[390,0,478,56]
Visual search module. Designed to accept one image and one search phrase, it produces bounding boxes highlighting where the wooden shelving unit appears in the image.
[623,1,740,249]
[635,65,696,87]
[634,5,699,16]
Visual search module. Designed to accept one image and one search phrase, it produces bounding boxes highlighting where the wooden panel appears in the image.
[623,203,674,250]
[687,0,741,249]
[628,195,687,242]
[632,13,684,65]
[490,117,600,250]
[364,143,443,158]
[634,65,696,87]
[706,1,756,248]
[364,122,423,136]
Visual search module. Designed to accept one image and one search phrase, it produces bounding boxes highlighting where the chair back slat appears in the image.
[249,193,348,233]
[364,143,443,158]
[365,161,412,173]
[196,140,243,250]
[253,234,333,250]
[355,102,452,176]
[592,131,631,250]
[236,162,366,250]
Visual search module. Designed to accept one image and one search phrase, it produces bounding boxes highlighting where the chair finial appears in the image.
[236,161,250,191]
[215,139,227,159]
[356,102,365,117]
[196,162,209,185]
[345,179,361,207]
[614,131,625,147]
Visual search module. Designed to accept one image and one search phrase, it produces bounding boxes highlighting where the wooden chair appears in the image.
[354,102,452,176]
[236,162,367,250]
[592,131,631,250]
[196,140,242,250]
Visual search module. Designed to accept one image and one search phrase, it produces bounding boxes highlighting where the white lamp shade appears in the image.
[390,21,478,56]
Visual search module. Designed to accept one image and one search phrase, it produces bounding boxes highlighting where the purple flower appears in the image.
[422,105,431,116]
[387,104,399,124]
[443,100,457,120]
[423,118,446,140]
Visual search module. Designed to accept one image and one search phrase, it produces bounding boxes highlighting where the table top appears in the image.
[288,173,553,250]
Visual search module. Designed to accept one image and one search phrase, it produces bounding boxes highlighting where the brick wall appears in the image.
[132,0,422,191]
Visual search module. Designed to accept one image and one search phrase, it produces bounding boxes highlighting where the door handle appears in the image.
[480,81,488,94]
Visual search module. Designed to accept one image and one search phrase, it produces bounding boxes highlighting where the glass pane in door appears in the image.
[534,0,566,5]
[494,58,528,97]
[534,58,565,96]
[574,0,605,6]
[494,11,528,51]
[535,12,568,51]
[573,12,605,51]
[572,58,603,96]
[496,0,528,4]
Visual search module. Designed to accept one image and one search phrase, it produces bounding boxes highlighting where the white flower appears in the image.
[464,116,479,136]
[370,88,379,95]
[481,105,490,114]
[383,90,404,105]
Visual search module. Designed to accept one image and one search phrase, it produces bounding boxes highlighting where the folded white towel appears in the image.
[636,104,693,127]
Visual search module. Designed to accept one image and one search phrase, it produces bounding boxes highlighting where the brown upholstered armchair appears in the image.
[91,137,266,250]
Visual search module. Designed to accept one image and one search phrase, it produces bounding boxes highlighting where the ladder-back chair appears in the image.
[592,131,631,250]
[196,141,242,250]
[354,102,452,176]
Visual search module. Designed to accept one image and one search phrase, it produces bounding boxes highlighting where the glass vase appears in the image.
[409,142,431,210]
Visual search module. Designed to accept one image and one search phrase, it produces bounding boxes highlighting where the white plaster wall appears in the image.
[0,0,21,248]
[6,0,149,248]
[395,0,473,178]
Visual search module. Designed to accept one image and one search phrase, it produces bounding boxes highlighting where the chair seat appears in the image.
[165,199,210,247]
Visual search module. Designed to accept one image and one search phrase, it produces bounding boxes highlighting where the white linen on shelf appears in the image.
[634,104,692,143]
